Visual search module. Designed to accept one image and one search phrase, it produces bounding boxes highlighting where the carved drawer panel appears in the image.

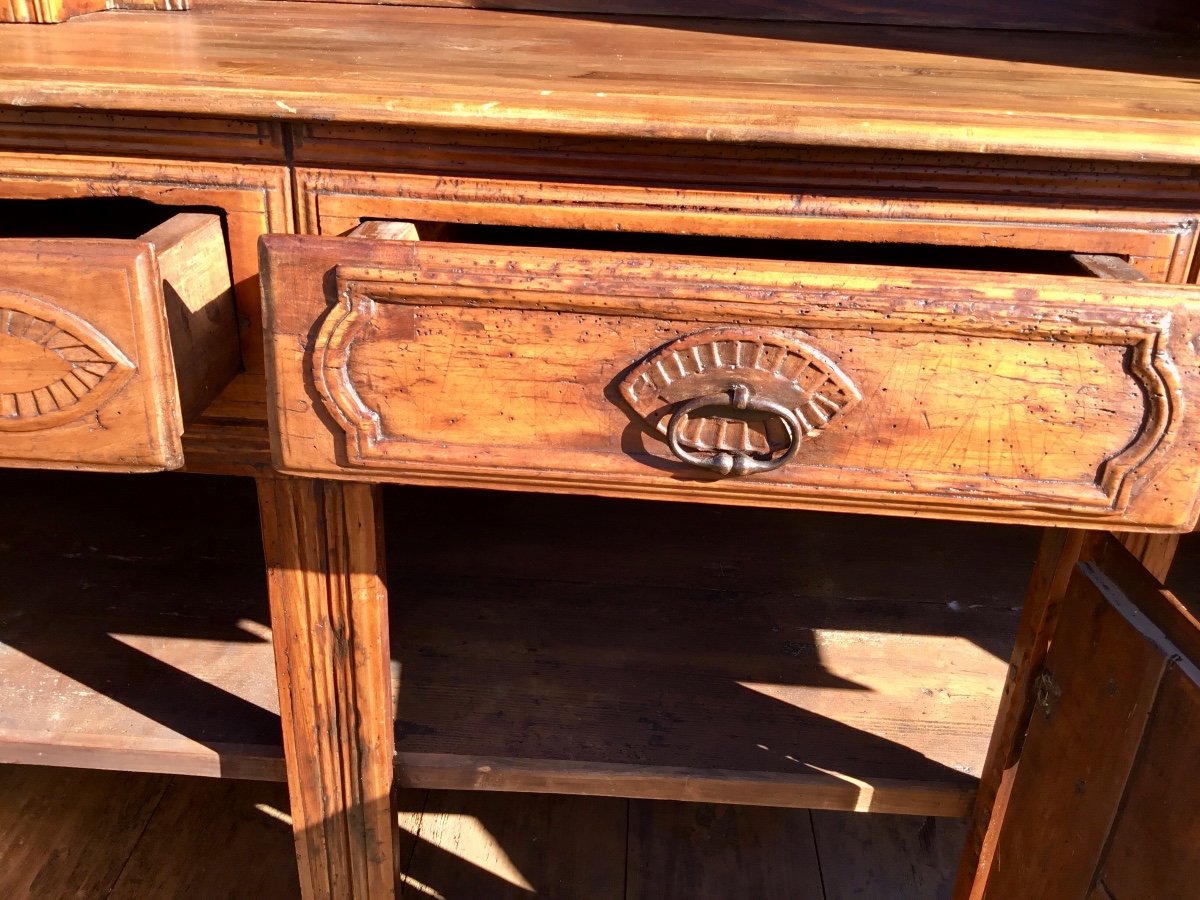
[261,229,1200,530]
[0,210,238,471]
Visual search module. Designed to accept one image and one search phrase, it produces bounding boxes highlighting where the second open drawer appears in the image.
[261,224,1200,530]
[0,202,239,472]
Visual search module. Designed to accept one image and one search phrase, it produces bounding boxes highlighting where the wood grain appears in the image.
[143,212,240,427]
[1095,667,1200,900]
[2,2,1200,162]
[258,476,395,900]
[0,109,285,161]
[0,766,168,899]
[0,214,233,471]
[108,777,300,900]
[109,777,300,900]
[954,529,1085,899]
[295,168,1199,286]
[977,541,1172,899]
[812,811,966,900]
[405,791,626,899]
[0,150,291,473]
[0,469,283,778]
[627,801,823,900]
[963,533,1200,898]
[385,484,1028,815]
[263,233,1200,529]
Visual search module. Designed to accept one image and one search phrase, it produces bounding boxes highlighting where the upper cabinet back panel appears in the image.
[275,0,1198,33]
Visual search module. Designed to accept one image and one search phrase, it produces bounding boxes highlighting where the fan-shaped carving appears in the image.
[620,327,861,457]
[0,290,135,432]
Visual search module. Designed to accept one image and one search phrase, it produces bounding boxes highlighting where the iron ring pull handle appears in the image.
[665,383,803,476]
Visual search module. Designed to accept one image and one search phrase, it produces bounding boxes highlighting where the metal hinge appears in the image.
[1035,670,1062,720]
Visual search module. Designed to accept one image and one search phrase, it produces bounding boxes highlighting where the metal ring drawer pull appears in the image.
[666,383,802,476]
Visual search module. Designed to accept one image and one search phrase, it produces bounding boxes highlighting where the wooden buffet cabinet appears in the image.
[2,1,1200,897]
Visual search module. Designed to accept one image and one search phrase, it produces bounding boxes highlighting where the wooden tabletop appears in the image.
[1,1,1199,162]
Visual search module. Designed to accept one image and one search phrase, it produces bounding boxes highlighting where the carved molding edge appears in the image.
[312,288,385,455]
[1098,328,1180,511]
[309,281,1182,517]
[0,290,135,432]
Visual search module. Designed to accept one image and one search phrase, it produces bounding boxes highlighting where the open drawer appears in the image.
[0,201,239,472]
[261,223,1200,530]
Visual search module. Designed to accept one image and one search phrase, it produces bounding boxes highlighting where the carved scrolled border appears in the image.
[312,288,385,456]
[309,280,1183,516]
[0,289,136,433]
[1095,325,1180,512]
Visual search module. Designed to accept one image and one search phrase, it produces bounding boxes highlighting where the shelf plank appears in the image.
[1,2,1198,162]
[387,487,1031,816]
[0,470,284,780]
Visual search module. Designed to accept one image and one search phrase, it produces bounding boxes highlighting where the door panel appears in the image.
[970,533,1200,899]
[1097,669,1200,899]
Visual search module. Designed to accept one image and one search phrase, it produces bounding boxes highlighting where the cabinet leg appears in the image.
[257,476,395,900]
[954,528,1086,900]
[1116,532,1180,583]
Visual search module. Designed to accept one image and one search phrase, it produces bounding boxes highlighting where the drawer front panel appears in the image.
[0,214,236,472]
[262,236,1200,529]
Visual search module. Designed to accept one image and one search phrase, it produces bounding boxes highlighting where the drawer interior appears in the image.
[378,219,1125,278]
[0,197,225,242]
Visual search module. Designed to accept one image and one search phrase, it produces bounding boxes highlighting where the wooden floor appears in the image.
[0,765,966,899]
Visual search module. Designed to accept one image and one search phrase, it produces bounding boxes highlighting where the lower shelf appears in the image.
[0,470,283,780]
[0,470,1035,816]
[387,487,1035,817]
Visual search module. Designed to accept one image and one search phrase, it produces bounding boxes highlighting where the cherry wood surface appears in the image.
[0,765,969,900]
[1,2,1199,162]
[297,168,1200,282]
[964,534,1200,899]
[0,150,290,476]
[263,232,1200,529]
[0,210,236,472]
[0,470,283,779]
[384,485,1031,816]
[258,475,395,900]
[0,768,300,900]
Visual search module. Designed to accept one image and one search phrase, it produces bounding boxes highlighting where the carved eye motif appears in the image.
[0,291,135,432]
[619,327,861,459]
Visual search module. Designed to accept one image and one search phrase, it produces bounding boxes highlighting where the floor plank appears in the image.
[402,791,627,899]
[626,800,824,900]
[811,811,967,900]
[0,764,976,899]
[107,777,300,900]
[0,765,168,899]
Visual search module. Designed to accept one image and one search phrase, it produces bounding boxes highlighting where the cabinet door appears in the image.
[963,533,1200,899]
